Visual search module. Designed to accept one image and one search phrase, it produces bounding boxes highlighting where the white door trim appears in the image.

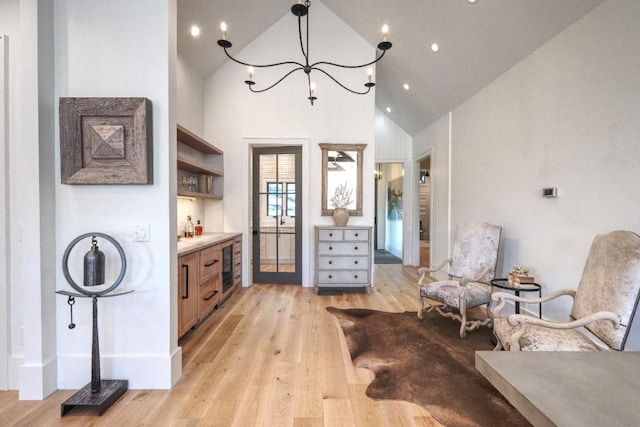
[0,34,10,390]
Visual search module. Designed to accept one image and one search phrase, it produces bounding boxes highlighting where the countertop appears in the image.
[475,350,640,427]
[177,232,241,256]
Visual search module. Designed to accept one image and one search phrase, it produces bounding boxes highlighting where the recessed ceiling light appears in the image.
[403,83,410,90]
[430,43,439,53]
[386,107,391,113]
[467,0,478,4]
[190,25,201,37]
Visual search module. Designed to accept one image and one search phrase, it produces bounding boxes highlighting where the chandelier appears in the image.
[217,0,392,105]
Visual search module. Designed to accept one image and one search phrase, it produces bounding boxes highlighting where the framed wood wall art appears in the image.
[59,97,152,184]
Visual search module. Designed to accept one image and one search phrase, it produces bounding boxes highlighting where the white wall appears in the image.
[374,108,415,264]
[412,114,450,279]
[203,1,376,287]
[0,0,19,393]
[448,0,640,323]
[176,53,204,135]
[53,0,180,390]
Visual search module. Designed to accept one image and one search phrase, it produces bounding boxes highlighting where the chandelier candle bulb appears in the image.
[367,68,373,83]
[382,24,389,42]
[310,82,316,96]
[220,22,227,40]
[248,66,254,80]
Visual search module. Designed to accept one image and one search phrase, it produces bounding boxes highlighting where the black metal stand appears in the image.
[57,291,133,416]
[61,380,128,416]
[58,233,132,417]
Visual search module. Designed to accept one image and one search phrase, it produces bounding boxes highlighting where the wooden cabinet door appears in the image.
[178,251,199,338]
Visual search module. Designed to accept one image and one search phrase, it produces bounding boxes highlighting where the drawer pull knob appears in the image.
[354,275,358,279]
[354,246,358,250]
[329,233,333,236]
[329,246,333,250]
[329,275,332,279]
[329,261,332,265]
[355,233,359,237]
[354,260,358,264]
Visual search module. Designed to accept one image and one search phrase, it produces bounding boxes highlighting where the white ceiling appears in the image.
[177,0,605,136]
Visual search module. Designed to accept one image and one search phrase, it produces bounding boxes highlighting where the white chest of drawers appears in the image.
[314,225,372,292]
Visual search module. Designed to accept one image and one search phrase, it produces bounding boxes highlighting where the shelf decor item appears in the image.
[508,265,534,287]
[331,182,353,226]
[59,97,152,184]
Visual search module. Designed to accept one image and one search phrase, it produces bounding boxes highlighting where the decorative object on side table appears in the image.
[508,265,534,287]
[59,97,152,184]
[331,181,353,226]
[56,232,134,416]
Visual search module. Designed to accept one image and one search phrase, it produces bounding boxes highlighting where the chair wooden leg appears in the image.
[459,308,468,338]
[457,297,467,338]
[417,296,425,320]
[493,334,503,351]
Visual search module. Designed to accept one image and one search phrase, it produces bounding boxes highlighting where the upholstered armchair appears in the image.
[492,230,640,351]
[418,222,502,338]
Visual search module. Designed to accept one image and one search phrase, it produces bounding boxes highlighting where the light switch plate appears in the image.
[132,224,150,241]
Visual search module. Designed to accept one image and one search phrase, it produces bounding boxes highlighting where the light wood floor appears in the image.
[0,264,441,427]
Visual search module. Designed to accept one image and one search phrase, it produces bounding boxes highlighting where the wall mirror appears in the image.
[320,143,366,216]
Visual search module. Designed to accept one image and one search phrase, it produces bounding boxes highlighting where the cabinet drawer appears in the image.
[318,256,368,270]
[317,229,343,241]
[199,275,219,316]
[200,245,221,283]
[344,229,368,241]
[318,242,369,256]
[318,270,368,284]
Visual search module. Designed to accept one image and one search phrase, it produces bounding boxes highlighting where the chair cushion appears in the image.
[420,280,490,309]
[493,317,603,351]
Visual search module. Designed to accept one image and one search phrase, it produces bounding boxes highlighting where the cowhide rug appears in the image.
[327,306,530,427]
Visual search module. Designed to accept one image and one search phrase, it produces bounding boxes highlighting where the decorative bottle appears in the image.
[185,216,194,238]
[195,220,203,236]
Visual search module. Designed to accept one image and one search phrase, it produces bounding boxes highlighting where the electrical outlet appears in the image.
[132,224,150,242]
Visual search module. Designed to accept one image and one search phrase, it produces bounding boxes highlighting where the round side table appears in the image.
[490,278,542,318]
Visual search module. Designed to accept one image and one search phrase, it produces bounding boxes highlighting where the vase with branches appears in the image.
[331,182,353,226]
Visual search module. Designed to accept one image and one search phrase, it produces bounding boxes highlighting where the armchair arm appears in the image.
[507,311,621,330]
[418,258,451,285]
[506,311,621,351]
[491,288,577,318]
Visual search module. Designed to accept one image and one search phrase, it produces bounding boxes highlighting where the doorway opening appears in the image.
[251,146,302,284]
[418,156,431,267]
[374,162,403,264]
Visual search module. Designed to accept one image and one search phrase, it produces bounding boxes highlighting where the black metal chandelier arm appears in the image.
[310,49,387,70]
[222,48,304,69]
[248,67,305,93]
[298,16,308,63]
[311,67,373,95]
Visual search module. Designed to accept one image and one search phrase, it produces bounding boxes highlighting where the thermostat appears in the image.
[542,187,557,198]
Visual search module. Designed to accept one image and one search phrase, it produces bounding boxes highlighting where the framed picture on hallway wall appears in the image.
[387,177,403,220]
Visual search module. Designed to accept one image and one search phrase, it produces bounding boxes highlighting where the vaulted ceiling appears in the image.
[177,0,605,136]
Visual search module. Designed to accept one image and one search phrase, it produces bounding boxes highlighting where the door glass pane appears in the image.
[257,153,297,274]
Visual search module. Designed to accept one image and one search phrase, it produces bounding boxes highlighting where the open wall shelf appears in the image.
[177,125,224,199]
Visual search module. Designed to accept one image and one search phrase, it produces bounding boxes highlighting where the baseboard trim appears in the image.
[58,351,183,390]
